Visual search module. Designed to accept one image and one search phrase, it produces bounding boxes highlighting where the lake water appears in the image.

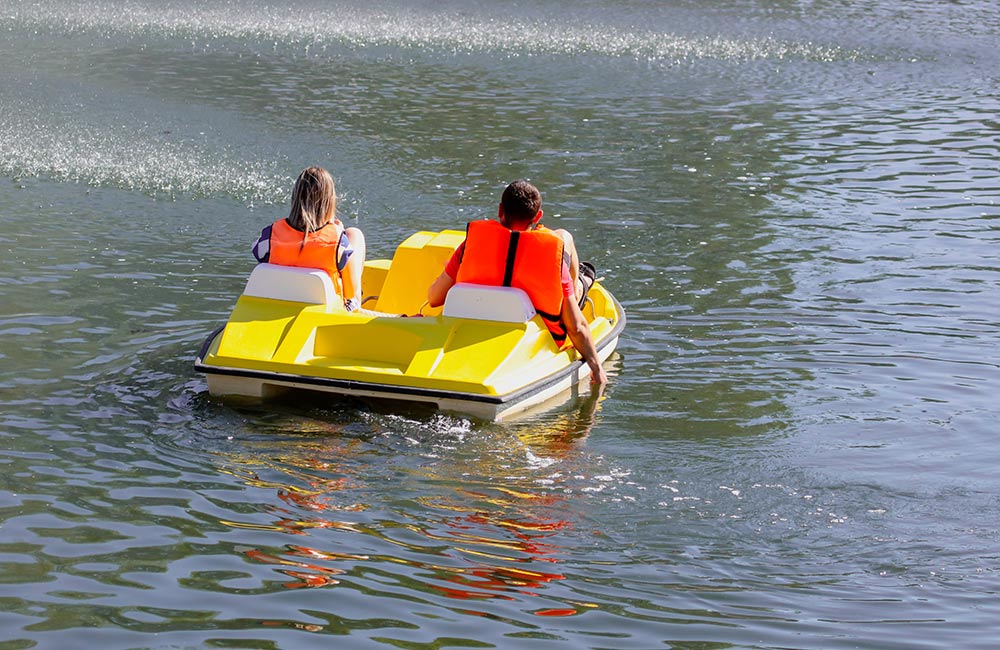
[2,1,999,648]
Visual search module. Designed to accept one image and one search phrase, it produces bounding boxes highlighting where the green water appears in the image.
[2,1,999,648]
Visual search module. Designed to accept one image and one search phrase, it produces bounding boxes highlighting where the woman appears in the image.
[252,167,366,311]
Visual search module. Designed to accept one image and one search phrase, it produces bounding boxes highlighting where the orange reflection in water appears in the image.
[219,434,374,589]
[223,388,607,610]
[244,547,346,589]
[534,608,579,617]
[420,518,568,602]
[431,562,566,601]
[398,390,606,603]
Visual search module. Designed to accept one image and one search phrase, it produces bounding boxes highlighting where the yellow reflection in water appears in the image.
[211,389,605,605]
[399,388,605,605]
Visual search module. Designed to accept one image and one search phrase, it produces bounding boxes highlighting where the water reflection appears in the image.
[203,390,609,614]
[510,382,606,450]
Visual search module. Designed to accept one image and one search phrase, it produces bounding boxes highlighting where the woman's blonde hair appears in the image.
[287,167,336,239]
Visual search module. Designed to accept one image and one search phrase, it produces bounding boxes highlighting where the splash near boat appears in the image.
[195,230,624,420]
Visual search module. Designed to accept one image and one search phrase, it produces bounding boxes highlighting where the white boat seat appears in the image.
[242,263,336,305]
[442,283,537,323]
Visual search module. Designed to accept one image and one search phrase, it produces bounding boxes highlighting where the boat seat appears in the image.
[442,283,537,323]
[242,263,336,305]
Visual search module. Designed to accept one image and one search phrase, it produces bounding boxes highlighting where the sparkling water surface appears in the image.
[2,1,999,648]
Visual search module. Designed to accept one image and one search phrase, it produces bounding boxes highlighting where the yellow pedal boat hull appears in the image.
[194,230,625,421]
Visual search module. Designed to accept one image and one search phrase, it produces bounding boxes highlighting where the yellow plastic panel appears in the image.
[215,296,300,361]
[374,230,465,316]
[488,335,576,395]
[307,321,427,372]
[362,259,391,306]
[432,322,527,386]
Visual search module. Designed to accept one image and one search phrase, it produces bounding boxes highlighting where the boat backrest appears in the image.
[242,263,336,305]
[374,230,465,316]
[442,283,537,323]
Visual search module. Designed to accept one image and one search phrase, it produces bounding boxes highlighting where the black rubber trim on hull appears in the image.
[193,293,626,409]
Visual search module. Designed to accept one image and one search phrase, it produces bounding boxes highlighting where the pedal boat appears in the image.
[194,230,625,421]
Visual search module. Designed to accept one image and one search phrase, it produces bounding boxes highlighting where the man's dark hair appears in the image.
[501,180,542,224]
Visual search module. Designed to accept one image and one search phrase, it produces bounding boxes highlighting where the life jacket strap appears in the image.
[502,230,520,287]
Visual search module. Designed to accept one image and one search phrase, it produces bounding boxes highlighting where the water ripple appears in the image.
[0,86,289,204]
[1,0,860,64]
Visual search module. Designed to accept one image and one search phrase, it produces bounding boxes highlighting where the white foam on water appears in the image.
[1,0,857,63]
[0,84,289,204]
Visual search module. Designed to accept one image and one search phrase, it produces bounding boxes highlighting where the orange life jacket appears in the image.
[267,218,345,299]
[456,219,568,343]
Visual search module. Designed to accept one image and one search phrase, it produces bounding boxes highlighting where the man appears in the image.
[427,180,607,385]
